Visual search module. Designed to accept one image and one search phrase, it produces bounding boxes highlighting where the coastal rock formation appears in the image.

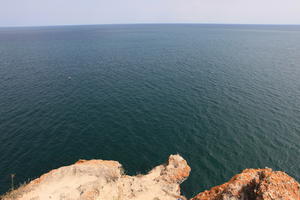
[2,155,190,200]
[191,168,300,200]
[2,156,299,200]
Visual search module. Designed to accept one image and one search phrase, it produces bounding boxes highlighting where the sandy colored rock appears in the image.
[191,168,300,200]
[2,155,190,200]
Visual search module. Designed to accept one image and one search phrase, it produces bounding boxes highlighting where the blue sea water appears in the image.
[0,24,299,197]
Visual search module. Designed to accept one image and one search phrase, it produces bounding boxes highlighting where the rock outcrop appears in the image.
[2,156,299,200]
[191,168,300,200]
[2,155,190,200]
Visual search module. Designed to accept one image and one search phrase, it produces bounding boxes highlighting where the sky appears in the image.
[1,0,300,27]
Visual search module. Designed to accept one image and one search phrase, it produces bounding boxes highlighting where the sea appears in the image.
[0,24,299,197]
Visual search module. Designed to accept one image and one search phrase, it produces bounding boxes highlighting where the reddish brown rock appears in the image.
[191,168,300,200]
[160,154,191,184]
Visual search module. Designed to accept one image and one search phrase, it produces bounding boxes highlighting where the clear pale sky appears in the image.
[1,0,300,26]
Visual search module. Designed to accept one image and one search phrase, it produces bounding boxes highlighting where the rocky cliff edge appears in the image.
[2,155,190,200]
[2,155,299,200]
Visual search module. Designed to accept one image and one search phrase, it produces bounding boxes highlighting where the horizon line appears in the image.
[1,22,300,28]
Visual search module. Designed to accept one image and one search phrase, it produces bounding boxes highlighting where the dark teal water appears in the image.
[0,24,300,197]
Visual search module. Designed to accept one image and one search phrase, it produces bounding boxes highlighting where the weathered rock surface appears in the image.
[191,168,300,200]
[2,156,299,200]
[2,155,190,200]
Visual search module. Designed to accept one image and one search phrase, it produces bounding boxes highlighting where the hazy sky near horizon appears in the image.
[1,0,300,26]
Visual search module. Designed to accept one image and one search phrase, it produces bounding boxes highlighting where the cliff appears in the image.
[1,155,190,200]
[191,168,300,200]
[1,155,299,200]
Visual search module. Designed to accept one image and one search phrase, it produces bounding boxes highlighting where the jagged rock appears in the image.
[2,155,190,200]
[191,168,300,200]
[2,156,299,200]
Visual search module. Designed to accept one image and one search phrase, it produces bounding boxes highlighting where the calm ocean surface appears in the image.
[0,24,299,197]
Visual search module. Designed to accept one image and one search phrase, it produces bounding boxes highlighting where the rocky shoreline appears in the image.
[2,155,299,200]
